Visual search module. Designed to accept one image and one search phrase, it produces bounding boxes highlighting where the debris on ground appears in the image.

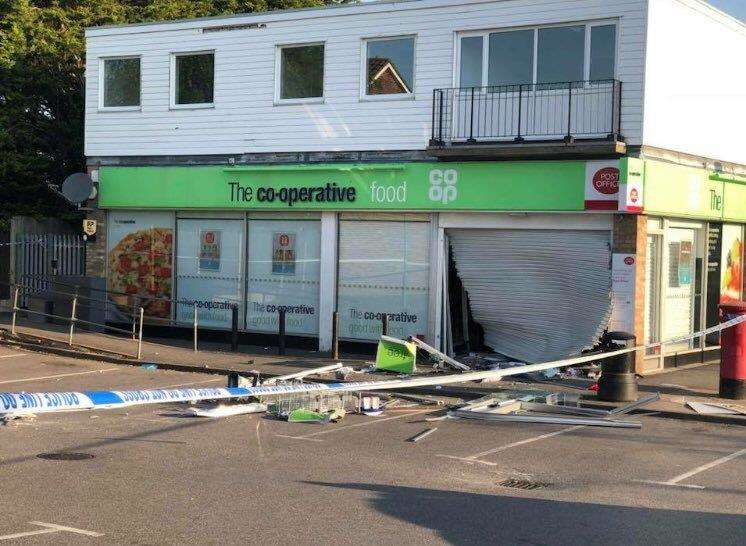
[446,391,659,429]
[407,427,438,443]
[1,413,36,426]
[335,366,356,380]
[375,336,417,373]
[186,403,267,418]
[262,363,343,385]
[360,395,383,416]
[686,401,746,415]
[287,407,345,423]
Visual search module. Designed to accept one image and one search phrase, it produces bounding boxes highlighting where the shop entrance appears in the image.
[445,228,612,363]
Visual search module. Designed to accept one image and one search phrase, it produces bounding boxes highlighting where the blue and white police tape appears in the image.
[2,313,746,418]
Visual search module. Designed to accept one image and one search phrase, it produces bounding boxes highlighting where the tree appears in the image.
[0,0,336,231]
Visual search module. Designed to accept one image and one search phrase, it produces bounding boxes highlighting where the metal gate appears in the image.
[12,233,85,304]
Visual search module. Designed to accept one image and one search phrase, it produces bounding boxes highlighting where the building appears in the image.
[83,0,746,373]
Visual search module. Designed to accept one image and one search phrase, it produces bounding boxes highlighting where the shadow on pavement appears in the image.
[306,481,746,546]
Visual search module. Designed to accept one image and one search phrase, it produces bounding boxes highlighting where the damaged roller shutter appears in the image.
[449,229,612,362]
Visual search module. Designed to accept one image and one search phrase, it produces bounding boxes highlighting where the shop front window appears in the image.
[644,234,661,355]
[107,211,174,322]
[176,218,243,328]
[245,218,321,335]
[337,219,430,341]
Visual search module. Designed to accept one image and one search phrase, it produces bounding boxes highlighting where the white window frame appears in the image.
[170,50,215,110]
[274,42,326,105]
[360,35,417,101]
[454,20,618,88]
[98,55,142,112]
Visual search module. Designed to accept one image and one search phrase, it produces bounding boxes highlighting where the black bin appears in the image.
[597,331,638,402]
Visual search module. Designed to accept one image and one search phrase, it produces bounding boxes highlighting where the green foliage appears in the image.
[0,0,339,231]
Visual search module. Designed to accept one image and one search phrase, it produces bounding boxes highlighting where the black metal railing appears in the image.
[430,79,622,146]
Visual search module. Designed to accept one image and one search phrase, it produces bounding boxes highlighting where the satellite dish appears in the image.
[61,173,94,204]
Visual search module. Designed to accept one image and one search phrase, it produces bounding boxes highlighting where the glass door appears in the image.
[662,227,697,352]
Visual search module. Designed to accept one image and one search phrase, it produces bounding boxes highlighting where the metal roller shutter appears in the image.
[449,229,612,363]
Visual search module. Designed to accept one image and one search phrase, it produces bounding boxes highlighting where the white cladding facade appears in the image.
[85,0,649,157]
[84,0,746,165]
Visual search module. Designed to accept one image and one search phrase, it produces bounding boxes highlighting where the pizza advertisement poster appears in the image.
[272,232,296,275]
[107,212,174,320]
[199,230,222,271]
[720,224,744,303]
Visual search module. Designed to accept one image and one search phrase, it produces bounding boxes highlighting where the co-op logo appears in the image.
[428,169,458,204]
[592,167,620,195]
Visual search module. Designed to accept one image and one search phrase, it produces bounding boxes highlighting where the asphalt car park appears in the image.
[1,346,745,545]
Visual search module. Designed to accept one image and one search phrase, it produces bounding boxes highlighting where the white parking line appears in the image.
[640,446,746,489]
[0,368,119,385]
[438,425,585,466]
[275,409,434,441]
[0,521,103,540]
[0,353,28,359]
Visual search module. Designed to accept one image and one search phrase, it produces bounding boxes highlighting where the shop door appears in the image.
[662,228,696,351]
[448,228,612,363]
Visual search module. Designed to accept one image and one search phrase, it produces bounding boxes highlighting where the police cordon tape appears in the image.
[1,313,745,418]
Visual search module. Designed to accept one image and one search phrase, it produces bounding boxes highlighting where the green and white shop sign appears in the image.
[100,161,601,212]
[641,160,746,222]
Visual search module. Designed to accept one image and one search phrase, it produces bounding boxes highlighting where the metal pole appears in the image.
[137,307,144,360]
[231,305,238,352]
[193,302,198,352]
[468,87,476,142]
[10,287,19,335]
[68,297,77,346]
[278,308,286,356]
[381,313,389,336]
[332,310,340,360]
[131,296,139,340]
[566,81,573,141]
[515,84,523,141]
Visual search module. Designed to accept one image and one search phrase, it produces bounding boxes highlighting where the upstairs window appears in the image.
[101,57,141,109]
[172,51,214,107]
[590,24,617,80]
[458,22,617,88]
[277,43,324,102]
[363,36,415,97]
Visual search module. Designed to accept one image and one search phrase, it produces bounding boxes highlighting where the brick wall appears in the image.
[612,213,647,373]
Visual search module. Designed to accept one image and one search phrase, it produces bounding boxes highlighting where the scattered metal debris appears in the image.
[686,401,746,415]
[498,478,550,490]
[407,427,438,443]
[37,452,94,461]
[447,390,659,429]
[262,363,343,385]
[186,403,267,418]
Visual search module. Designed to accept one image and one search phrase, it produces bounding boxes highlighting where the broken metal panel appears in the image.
[448,228,612,363]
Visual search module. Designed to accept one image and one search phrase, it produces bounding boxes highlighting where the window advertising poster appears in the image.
[199,230,221,271]
[610,254,636,333]
[337,220,430,341]
[272,232,296,275]
[176,219,243,328]
[720,224,744,303]
[246,220,320,335]
[106,211,174,321]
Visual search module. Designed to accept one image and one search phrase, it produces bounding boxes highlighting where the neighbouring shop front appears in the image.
[98,159,637,357]
[640,160,746,372]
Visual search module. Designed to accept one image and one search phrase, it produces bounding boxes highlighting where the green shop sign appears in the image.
[99,161,594,211]
[642,160,746,222]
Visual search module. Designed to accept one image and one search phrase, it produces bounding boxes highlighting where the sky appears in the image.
[706,0,746,22]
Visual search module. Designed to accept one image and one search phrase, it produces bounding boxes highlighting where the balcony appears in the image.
[428,79,625,159]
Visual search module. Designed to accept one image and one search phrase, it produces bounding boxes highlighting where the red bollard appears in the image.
[718,301,746,399]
